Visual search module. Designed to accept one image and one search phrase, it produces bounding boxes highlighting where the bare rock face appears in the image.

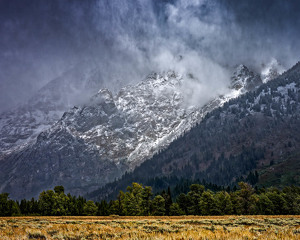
[261,59,285,83]
[0,68,261,199]
[230,65,262,92]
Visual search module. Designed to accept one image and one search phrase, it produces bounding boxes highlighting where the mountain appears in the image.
[261,58,285,83]
[0,65,262,199]
[88,62,300,201]
[230,64,262,91]
[0,61,109,160]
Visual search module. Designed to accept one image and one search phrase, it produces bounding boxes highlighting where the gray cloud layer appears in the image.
[1,0,300,112]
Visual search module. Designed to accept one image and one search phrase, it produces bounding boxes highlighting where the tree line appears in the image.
[1,182,300,216]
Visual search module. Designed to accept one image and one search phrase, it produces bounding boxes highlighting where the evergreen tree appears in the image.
[236,182,257,214]
[169,203,185,216]
[215,191,233,215]
[161,187,172,215]
[152,195,165,216]
[257,194,274,215]
[186,184,204,215]
[266,190,287,215]
[141,186,152,216]
[38,190,56,216]
[96,200,109,216]
[199,191,220,215]
[176,193,188,215]
[83,200,97,216]
[0,193,10,216]
[54,186,65,195]
[0,193,20,216]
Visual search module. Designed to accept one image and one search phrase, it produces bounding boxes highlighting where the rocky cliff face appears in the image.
[231,65,262,91]
[0,66,262,199]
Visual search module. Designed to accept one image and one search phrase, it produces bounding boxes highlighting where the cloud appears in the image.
[0,0,299,112]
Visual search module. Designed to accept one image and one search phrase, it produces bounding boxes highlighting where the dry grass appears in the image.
[0,215,299,239]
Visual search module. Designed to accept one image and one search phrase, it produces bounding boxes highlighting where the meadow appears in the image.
[0,215,299,240]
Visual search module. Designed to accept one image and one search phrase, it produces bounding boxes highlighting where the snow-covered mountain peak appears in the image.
[236,64,250,74]
[45,68,264,169]
[230,64,262,92]
[54,71,190,167]
[140,71,181,88]
[261,58,285,83]
[90,88,114,105]
[0,66,266,198]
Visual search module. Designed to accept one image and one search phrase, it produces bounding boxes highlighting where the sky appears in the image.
[1,0,300,112]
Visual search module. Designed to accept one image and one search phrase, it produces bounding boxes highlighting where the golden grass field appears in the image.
[0,215,299,239]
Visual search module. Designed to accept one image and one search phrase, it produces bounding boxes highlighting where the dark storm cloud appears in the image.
[216,0,300,69]
[0,0,300,112]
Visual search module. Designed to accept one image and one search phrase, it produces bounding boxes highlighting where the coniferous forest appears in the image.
[1,182,300,216]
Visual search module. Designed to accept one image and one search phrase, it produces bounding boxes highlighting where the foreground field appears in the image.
[0,216,300,239]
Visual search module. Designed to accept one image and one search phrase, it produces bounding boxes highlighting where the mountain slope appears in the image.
[0,66,261,199]
[0,61,108,159]
[89,62,300,200]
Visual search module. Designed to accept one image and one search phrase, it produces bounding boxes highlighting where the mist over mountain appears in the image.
[1,0,300,112]
[89,62,300,201]
[0,66,258,199]
[1,0,300,200]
